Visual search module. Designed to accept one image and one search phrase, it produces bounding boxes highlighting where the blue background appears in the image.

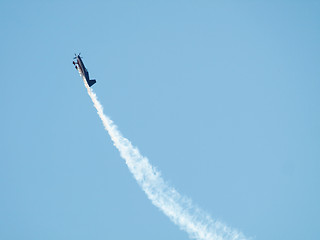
[1,1,319,240]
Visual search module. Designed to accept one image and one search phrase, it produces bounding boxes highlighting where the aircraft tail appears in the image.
[88,79,96,87]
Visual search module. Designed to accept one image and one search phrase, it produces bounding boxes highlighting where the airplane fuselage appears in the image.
[76,56,89,80]
[73,55,96,87]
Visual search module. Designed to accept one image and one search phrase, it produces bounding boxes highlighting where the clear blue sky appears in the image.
[1,1,319,240]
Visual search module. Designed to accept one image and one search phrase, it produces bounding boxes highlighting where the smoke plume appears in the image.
[82,78,246,240]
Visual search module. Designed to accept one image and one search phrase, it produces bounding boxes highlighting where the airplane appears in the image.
[73,53,96,87]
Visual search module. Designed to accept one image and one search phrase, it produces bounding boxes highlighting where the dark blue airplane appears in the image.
[73,54,96,87]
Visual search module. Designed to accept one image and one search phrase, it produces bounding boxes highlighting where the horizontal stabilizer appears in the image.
[88,79,96,87]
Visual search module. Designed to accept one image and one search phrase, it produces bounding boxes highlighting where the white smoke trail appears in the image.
[82,77,247,240]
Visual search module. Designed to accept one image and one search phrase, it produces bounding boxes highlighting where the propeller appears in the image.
[73,53,81,59]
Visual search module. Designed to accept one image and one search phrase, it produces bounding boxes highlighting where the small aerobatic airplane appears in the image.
[73,53,96,87]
